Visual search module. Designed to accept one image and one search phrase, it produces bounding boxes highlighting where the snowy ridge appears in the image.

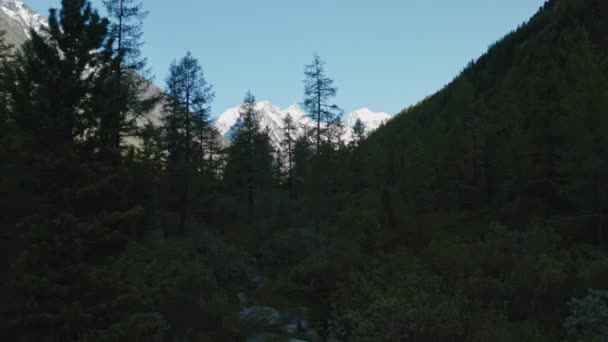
[214,102,391,151]
[342,108,391,142]
[1,0,48,38]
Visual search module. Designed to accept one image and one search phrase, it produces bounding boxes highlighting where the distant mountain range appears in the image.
[214,101,391,150]
[1,0,393,150]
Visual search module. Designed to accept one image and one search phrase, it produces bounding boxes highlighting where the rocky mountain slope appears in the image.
[0,0,46,46]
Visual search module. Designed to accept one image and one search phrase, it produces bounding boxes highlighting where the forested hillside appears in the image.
[333,0,608,339]
[1,0,608,341]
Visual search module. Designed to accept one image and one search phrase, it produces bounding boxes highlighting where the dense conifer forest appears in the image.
[1,0,608,340]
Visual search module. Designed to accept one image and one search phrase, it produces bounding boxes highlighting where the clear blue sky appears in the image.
[29,0,546,117]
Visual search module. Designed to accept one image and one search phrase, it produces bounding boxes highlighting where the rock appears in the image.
[245,332,280,342]
[281,306,309,324]
[240,306,281,327]
[252,274,270,289]
[304,328,323,342]
[238,292,249,304]
[282,323,298,335]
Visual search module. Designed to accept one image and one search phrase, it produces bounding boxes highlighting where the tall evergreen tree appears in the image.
[162,52,214,235]
[282,113,297,198]
[223,91,275,221]
[11,0,110,149]
[193,91,219,176]
[2,1,142,340]
[101,0,153,160]
[0,30,12,129]
[292,132,313,200]
[303,54,342,153]
[352,118,366,146]
[0,30,15,293]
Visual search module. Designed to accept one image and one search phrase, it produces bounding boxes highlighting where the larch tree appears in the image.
[3,1,142,339]
[303,54,342,154]
[102,0,153,160]
[162,52,214,235]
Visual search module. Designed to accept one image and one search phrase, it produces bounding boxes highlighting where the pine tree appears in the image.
[352,118,366,146]
[161,52,214,235]
[2,1,142,340]
[0,30,13,129]
[193,92,219,177]
[326,115,345,148]
[101,0,153,160]
[103,0,147,72]
[292,132,312,200]
[282,113,297,198]
[0,31,16,300]
[11,0,110,149]
[303,54,342,153]
[223,91,275,221]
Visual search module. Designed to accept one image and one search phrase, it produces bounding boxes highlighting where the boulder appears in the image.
[238,292,249,304]
[281,306,309,324]
[252,274,270,289]
[304,328,323,342]
[240,306,281,328]
[245,332,280,342]
[282,323,298,335]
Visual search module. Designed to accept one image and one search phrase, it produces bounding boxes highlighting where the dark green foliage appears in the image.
[100,0,154,161]
[161,52,216,236]
[316,0,608,340]
[3,0,608,341]
[351,118,366,147]
[223,91,276,222]
[281,113,297,198]
[565,289,608,341]
[11,0,110,149]
[303,54,342,153]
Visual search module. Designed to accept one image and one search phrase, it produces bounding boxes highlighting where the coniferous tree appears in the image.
[2,1,143,340]
[162,52,214,235]
[302,54,342,227]
[223,91,275,221]
[352,118,366,146]
[101,0,153,160]
[0,30,15,292]
[303,54,342,153]
[292,132,313,201]
[0,29,12,135]
[281,113,297,198]
[0,30,12,130]
[326,115,345,148]
[11,0,110,149]
[193,92,219,176]
[203,125,225,179]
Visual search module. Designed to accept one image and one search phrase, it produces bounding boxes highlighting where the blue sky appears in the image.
[29,0,546,117]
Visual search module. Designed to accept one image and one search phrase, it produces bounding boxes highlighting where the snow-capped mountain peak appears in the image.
[0,0,48,39]
[344,108,391,130]
[213,102,391,151]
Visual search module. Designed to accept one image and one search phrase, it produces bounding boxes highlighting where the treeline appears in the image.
[0,0,362,341]
[2,0,608,341]
[322,0,608,340]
